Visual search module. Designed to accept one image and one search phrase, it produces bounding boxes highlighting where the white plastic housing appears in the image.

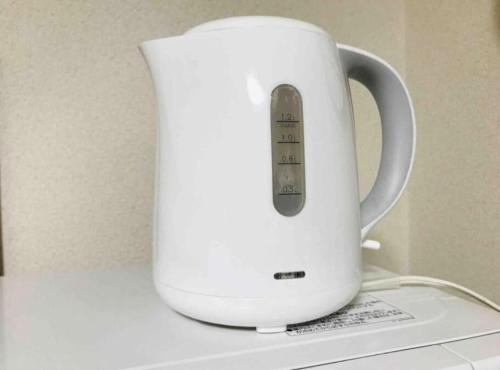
[140,17,415,331]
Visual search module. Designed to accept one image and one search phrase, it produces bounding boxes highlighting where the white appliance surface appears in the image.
[1,264,499,370]
[316,345,472,370]
[442,333,500,370]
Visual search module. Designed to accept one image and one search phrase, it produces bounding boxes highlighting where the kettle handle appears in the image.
[338,44,416,239]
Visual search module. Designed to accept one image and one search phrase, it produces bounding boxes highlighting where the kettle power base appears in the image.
[155,279,358,333]
[256,326,287,333]
[2,264,500,370]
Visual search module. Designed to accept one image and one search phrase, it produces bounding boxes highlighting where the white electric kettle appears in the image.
[141,16,415,333]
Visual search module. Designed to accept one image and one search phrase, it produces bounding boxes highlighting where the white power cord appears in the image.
[362,275,500,312]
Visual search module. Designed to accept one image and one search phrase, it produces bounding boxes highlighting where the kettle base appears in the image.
[154,279,361,333]
[256,326,287,334]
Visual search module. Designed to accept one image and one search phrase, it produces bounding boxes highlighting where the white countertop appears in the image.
[1,264,499,370]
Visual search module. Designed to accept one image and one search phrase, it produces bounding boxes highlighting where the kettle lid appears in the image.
[185,16,329,37]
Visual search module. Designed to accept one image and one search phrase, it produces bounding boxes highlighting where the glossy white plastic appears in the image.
[140,16,415,331]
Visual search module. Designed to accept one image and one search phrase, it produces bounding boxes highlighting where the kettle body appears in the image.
[141,17,415,332]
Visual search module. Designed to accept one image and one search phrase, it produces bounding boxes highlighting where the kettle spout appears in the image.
[139,36,185,83]
[140,34,211,110]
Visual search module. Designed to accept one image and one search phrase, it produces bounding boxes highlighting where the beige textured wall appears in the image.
[0,0,407,274]
[406,0,500,302]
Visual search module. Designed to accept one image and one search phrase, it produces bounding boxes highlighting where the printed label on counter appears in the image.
[287,293,415,336]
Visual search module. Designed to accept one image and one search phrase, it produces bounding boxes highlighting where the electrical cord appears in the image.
[361,275,500,312]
